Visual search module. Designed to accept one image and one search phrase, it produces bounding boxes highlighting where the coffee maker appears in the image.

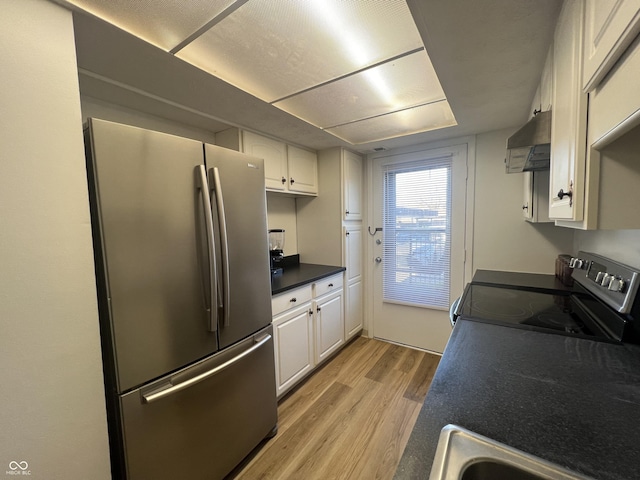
[268,229,285,276]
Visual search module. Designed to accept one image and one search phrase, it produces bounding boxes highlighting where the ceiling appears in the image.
[64,0,562,154]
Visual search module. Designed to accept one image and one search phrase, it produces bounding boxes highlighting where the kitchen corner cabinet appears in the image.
[522,171,551,223]
[549,0,590,224]
[582,0,640,92]
[297,147,365,340]
[215,128,318,196]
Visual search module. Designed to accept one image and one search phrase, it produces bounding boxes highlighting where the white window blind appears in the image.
[382,155,452,309]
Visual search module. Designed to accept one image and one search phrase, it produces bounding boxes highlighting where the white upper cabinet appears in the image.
[549,0,589,222]
[343,150,363,221]
[242,130,288,191]
[582,0,640,92]
[216,128,318,195]
[287,145,318,195]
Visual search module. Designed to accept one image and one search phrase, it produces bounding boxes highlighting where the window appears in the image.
[382,155,452,309]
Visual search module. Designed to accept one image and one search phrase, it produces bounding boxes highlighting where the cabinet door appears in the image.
[345,280,363,340]
[315,292,344,364]
[273,304,314,397]
[288,145,318,195]
[343,150,363,221]
[242,131,287,191]
[583,0,640,92]
[344,225,362,282]
[522,172,534,221]
[549,0,588,221]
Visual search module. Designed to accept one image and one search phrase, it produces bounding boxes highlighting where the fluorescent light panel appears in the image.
[67,0,237,51]
[176,0,424,103]
[67,0,457,144]
[275,50,446,129]
[326,101,457,144]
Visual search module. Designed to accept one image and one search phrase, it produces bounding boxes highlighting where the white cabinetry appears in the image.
[271,285,313,397]
[522,171,551,223]
[343,150,363,221]
[549,0,590,224]
[344,225,363,339]
[216,128,318,195]
[271,273,345,397]
[287,145,318,195]
[582,0,640,92]
[297,147,364,340]
[313,275,344,364]
[530,47,554,117]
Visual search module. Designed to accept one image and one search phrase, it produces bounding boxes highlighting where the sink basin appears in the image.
[429,425,594,480]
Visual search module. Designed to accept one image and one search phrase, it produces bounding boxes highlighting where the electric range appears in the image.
[453,251,640,343]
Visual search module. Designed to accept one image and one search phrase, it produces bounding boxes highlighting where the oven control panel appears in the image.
[571,252,640,314]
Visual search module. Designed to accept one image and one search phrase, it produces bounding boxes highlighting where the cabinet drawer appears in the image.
[314,274,344,298]
[272,285,312,317]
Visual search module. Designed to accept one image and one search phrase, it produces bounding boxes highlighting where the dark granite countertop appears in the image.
[472,269,573,293]
[395,319,640,480]
[271,263,345,295]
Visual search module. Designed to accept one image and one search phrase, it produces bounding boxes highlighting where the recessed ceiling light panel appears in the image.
[66,0,238,51]
[325,101,457,144]
[176,0,424,102]
[274,50,445,128]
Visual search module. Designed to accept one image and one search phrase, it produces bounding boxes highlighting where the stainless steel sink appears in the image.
[429,425,594,480]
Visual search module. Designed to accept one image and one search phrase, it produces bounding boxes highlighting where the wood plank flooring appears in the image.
[229,336,440,480]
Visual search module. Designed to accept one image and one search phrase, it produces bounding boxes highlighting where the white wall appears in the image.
[0,1,111,478]
[266,194,298,256]
[472,128,575,274]
[574,231,640,268]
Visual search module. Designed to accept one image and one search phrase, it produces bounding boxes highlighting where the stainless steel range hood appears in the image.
[505,110,552,173]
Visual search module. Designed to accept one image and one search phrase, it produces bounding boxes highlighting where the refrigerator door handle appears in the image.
[141,334,272,404]
[196,165,218,332]
[211,167,231,327]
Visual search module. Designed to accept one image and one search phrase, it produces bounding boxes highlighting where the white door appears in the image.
[371,144,468,353]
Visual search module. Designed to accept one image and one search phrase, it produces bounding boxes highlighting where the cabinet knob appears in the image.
[328,283,334,287]
[290,177,295,184]
[290,297,297,303]
[316,306,321,312]
[345,210,350,215]
[522,204,529,210]
[557,188,572,199]
[308,309,313,316]
[557,188,573,207]
[281,176,286,184]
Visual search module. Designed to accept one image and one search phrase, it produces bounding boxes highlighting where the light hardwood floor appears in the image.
[229,336,440,480]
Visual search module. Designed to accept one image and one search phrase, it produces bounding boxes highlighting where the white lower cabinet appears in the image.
[314,290,344,364]
[272,303,314,397]
[345,279,363,339]
[271,273,345,397]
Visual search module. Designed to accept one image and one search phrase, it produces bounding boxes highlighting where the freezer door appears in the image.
[204,144,273,349]
[87,119,218,392]
[119,326,278,480]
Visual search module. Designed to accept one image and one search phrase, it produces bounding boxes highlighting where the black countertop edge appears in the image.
[394,319,640,480]
[271,263,345,295]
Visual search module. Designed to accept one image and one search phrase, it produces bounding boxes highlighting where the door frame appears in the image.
[363,136,476,353]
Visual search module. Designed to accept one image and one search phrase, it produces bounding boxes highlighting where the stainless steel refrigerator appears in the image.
[84,118,277,480]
